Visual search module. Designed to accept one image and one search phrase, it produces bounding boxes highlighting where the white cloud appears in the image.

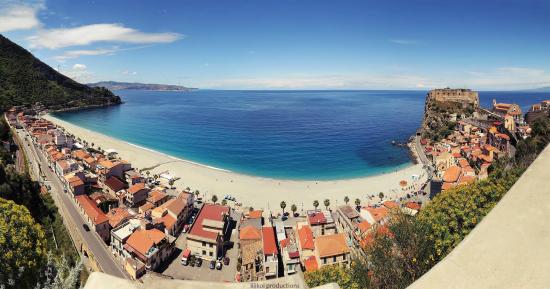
[28,23,182,49]
[0,2,42,33]
[54,47,117,61]
[72,63,86,70]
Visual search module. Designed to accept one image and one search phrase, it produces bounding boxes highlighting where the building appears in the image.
[306,210,336,237]
[239,225,264,281]
[314,233,351,268]
[125,183,150,207]
[186,203,231,261]
[296,224,315,266]
[262,227,278,279]
[111,218,141,258]
[147,190,169,207]
[104,176,126,196]
[492,99,523,123]
[360,206,390,225]
[75,195,110,242]
[280,228,300,276]
[124,170,145,186]
[427,88,479,107]
[106,207,133,229]
[124,228,173,276]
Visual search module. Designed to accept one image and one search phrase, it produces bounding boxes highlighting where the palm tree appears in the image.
[280,201,287,214]
[355,198,361,208]
[344,196,350,204]
[378,192,385,200]
[212,194,218,204]
[194,190,200,198]
[324,199,330,210]
[313,200,319,210]
[146,171,151,178]
[185,187,191,192]
[291,204,297,216]
[221,199,227,206]
[91,142,94,148]
[168,179,175,188]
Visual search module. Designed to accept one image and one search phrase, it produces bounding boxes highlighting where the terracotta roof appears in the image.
[338,205,359,219]
[248,210,263,219]
[156,214,177,230]
[297,225,315,250]
[262,227,278,256]
[404,202,421,211]
[458,158,470,168]
[139,202,155,213]
[307,211,327,225]
[104,176,125,192]
[73,150,90,160]
[458,175,477,185]
[443,166,461,183]
[304,256,318,272]
[128,183,147,195]
[382,201,399,209]
[147,190,167,203]
[125,229,165,257]
[240,225,262,240]
[315,233,350,257]
[365,206,389,223]
[356,221,372,233]
[442,182,455,191]
[75,195,108,225]
[166,197,187,216]
[99,160,115,169]
[106,207,132,228]
[188,203,230,241]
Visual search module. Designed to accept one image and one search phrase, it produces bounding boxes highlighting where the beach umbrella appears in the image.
[399,180,408,187]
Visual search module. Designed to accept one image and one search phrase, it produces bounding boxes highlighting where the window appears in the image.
[202,250,206,255]
[202,241,206,247]
[333,256,337,263]
[323,258,327,264]
[343,254,346,260]
[209,243,213,248]
[209,252,213,256]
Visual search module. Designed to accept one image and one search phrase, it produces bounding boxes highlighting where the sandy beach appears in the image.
[44,114,427,213]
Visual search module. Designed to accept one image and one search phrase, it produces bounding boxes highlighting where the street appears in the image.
[13,126,128,279]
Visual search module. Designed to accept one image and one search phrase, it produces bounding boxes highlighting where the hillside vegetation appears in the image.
[0,35,121,110]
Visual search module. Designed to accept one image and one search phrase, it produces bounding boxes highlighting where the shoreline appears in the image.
[44,114,428,211]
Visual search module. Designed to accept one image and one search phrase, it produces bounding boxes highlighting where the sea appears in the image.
[53,90,549,180]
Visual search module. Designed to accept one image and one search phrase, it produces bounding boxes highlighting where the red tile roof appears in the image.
[128,183,147,195]
[297,225,315,250]
[443,166,461,183]
[248,210,263,219]
[382,201,399,209]
[365,206,389,223]
[315,233,350,258]
[262,227,278,256]
[240,225,262,240]
[75,195,108,225]
[125,229,165,257]
[304,256,318,272]
[404,202,421,211]
[188,203,230,241]
[104,176,125,192]
[307,211,327,225]
[106,207,132,228]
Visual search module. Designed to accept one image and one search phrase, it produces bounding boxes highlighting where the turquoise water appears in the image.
[53,90,549,180]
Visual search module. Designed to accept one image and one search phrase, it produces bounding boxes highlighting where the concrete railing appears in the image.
[408,144,550,289]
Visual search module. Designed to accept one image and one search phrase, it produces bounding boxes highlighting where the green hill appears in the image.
[0,34,121,110]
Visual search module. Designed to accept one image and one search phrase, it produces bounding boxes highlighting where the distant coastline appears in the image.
[87,81,197,91]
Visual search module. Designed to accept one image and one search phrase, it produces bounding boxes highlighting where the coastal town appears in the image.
[3,88,549,283]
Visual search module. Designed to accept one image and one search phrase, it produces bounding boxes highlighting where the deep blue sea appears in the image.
[53,90,549,180]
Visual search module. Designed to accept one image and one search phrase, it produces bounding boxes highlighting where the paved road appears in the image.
[414,136,430,165]
[14,127,128,279]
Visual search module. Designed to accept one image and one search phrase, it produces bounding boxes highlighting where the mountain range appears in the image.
[0,35,121,111]
[88,81,196,91]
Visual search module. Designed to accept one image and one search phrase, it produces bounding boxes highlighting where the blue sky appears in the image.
[1,0,549,89]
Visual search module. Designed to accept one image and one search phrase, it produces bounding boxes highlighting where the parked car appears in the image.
[223,257,230,266]
[82,224,90,231]
[215,260,222,270]
[209,260,216,270]
[182,224,190,233]
[189,255,195,267]
[195,257,203,267]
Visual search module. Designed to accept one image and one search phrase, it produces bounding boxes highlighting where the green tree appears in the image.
[290,204,297,216]
[211,194,218,204]
[354,198,361,207]
[304,264,357,289]
[378,192,384,200]
[324,199,330,210]
[0,197,47,288]
[221,199,227,206]
[344,196,350,204]
[313,200,319,209]
[280,201,287,214]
